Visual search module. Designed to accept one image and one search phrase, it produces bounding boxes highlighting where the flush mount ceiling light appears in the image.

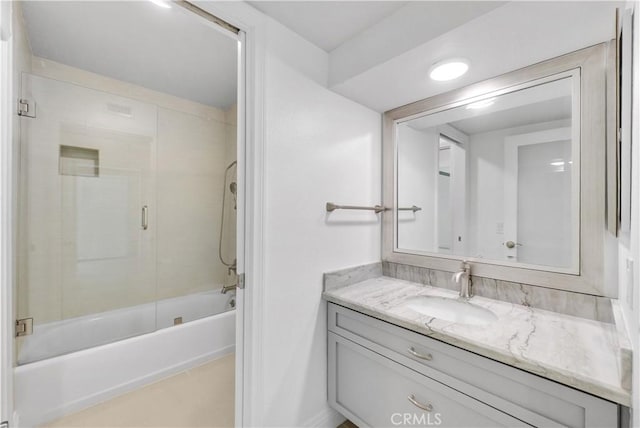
[429,58,469,81]
[466,98,496,110]
[148,0,172,9]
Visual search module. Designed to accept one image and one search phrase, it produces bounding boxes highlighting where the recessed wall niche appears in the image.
[59,145,99,177]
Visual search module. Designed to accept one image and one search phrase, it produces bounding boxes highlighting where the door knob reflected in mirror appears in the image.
[504,241,522,249]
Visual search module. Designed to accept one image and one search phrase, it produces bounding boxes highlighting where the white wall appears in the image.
[618,2,640,426]
[196,3,382,426]
[467,120,571,262]
[395,126,469,256]
[397,125,438,252]
[198,3,620,424]
[259,56,380,428]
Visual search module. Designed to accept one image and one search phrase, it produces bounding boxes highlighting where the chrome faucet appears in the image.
[452,261,472,299]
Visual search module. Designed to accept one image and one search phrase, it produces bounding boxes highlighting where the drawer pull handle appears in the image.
[408,347,432,361]
[408,394,433,412]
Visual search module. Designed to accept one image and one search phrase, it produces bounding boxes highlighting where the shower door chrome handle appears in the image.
[141,205,148,230]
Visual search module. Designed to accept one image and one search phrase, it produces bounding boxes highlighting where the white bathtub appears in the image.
[14,289,236,427]
[18,289,235,365]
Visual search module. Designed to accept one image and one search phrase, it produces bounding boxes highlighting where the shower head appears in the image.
[230,182,237,195]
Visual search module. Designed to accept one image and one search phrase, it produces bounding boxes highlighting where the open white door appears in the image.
[503,128,578,269]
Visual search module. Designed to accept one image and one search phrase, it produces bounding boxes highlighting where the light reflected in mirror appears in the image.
[396,74,579,272]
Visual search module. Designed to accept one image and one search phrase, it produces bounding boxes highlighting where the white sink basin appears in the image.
[403,296,498,326]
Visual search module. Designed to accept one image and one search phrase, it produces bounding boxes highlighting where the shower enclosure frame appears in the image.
[0,1,262,427]
[0,1,16,424]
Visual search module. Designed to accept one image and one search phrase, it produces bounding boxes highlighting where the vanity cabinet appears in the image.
[330,333,528,427]
[327,303,620,428]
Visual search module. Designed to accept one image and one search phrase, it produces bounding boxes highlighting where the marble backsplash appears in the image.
[323,261,614,323]
[324,262,382,290]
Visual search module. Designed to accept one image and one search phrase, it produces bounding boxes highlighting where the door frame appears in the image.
[437,125,468,256]
[0,1,15,425]
[194,3,269,425]
[169,6,255,425]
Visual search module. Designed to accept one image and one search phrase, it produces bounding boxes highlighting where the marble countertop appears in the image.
[323,276,631,406]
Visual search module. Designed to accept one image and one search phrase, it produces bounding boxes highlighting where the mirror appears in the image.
[383,42,615,295]
[396,73,579,273]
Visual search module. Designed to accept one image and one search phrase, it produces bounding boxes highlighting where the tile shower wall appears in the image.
[222,105,237,286]
[19,72,159,324]
[156,107,230,300]
[19,57,236,325]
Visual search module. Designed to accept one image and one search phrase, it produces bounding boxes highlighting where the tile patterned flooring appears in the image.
[44,354,235,428]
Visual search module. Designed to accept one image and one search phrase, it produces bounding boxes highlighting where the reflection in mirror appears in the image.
[396,74,579,272]
[437,137,452,253]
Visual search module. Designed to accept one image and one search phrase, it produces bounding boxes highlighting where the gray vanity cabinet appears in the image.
[327,303,620,428]
[329,333,529,427]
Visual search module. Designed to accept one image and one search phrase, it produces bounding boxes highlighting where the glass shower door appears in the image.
[17,73,157,364]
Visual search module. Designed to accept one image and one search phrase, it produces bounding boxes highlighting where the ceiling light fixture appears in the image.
[148,0,172,9]
[466,98,496,110]
[429,58,469,81]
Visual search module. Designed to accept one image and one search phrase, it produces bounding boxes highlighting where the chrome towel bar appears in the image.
[326,202,387,213]
[398,205,422,213]
[326,203,422,213]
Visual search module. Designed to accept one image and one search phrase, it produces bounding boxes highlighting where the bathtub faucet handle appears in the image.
[221,284,237,294]
[228,259,237,276]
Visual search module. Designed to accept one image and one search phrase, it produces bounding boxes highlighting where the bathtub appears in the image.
[14,289,236,427]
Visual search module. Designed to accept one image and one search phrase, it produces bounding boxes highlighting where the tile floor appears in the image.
[44,354,235,428]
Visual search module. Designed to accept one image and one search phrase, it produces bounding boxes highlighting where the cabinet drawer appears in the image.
[329,332,529,428]
[328,303,618,428]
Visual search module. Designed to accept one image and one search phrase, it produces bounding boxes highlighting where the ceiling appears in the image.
[450,97,572,135]
[20,0,504,111]
[247,1,408,52]
[329,1,620,112]
[21,1,619,115]
[21,1,238,109]
[407,77,573,136]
